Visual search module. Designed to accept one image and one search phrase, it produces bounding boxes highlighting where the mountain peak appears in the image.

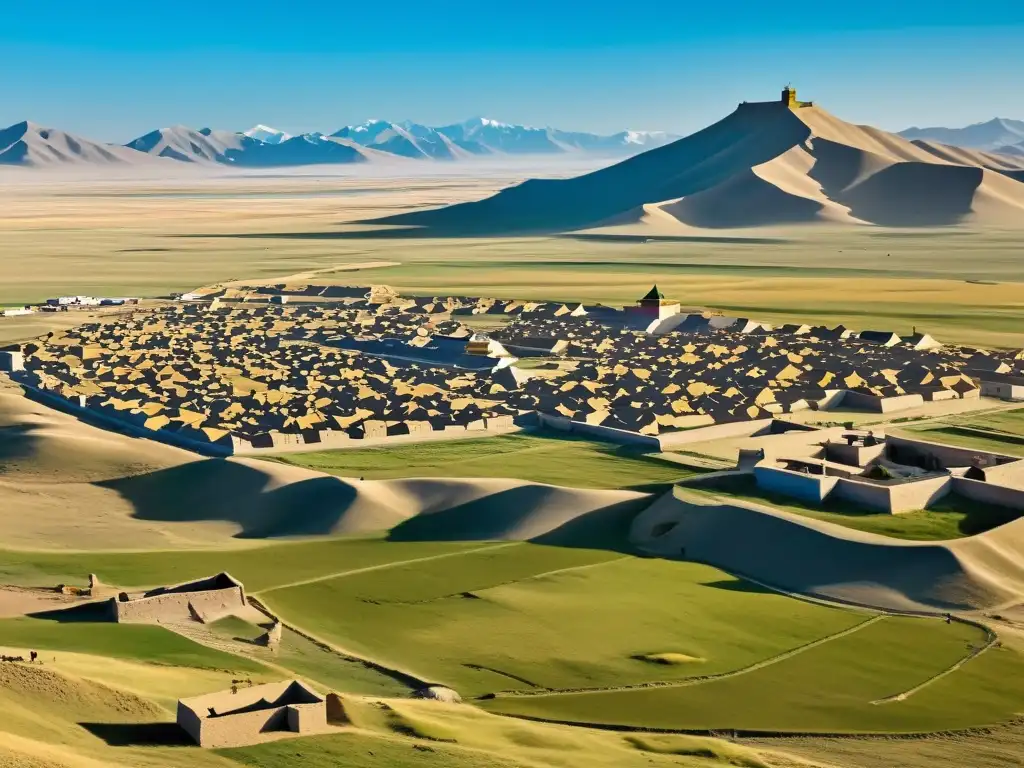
[243,125,291,144]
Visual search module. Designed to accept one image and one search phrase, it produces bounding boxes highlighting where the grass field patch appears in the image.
[681,475,1018,540]
[268,431,696,490]
[0,537,481,593]
[0,617,266,673]
[485,616,1021,733]
[263,546,862,696]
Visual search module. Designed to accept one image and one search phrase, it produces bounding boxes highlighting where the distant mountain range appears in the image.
[898,118,1024,154]
[0,116,680,169]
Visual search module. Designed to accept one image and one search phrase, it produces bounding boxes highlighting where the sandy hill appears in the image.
[632,488,1024,613]
[0,121,162,167]
[375,99,1024,233]
[0,387,644,550]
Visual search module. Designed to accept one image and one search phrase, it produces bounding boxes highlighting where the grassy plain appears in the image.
[485,616,1024,733]
[2,176,1024,348]
[0,617,266,673]
[679,475,1021,540]
[222,696,775,768]
[262,543,864,695]
[0,537,480,592]
[270,431,693,489]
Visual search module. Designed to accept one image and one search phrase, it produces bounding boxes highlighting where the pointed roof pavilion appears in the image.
[641,285,665,302]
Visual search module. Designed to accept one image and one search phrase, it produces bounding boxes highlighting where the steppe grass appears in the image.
[894,425,1024,457]
[0,617,266,673]
[212,618,411,696]
[261,545,862,696]
[269,431,692,490]
[485,616,1024,733]
[223,694,776,768]
[223,733,525,768]
[0,537,481,593]
[680,475,1019,540]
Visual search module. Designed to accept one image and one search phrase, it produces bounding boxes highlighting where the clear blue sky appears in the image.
[4,2,1024,141]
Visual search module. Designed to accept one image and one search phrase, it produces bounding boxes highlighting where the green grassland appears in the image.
[485,616,1024,733]
[3,185,1024,349]
[223,733,526,768]
[221,696,775,768]
[0,617,266,673]
[209,618,411,697]
[679,475,1020,540]
[892,406,1024,458]
[261,544,864,695]
[0,537,481,592]
[268,432,693,490]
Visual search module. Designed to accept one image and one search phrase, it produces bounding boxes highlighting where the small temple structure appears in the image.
[781,85,814,109]
[625,285,680,323]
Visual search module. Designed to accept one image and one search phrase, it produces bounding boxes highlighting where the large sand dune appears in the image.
[0,386,645,549]
[375,100,1024,233]
[631,488,1024,613]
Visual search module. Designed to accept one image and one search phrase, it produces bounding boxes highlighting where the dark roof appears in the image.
[640,285,665,301]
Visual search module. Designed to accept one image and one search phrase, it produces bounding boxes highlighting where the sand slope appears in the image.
[376,101,1024,233]
[0,387,645,549]
[631,488,1024,613]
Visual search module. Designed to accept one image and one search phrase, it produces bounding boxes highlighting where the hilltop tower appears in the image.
[781,85,814,109]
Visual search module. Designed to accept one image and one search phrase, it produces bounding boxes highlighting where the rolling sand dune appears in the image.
[374,100,1024,233]
[631,488,1024,613]
[0,386,646,549]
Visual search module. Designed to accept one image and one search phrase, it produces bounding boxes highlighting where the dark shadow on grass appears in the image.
[29,601,112,623]
[168,228,792,244]
[699,579,773,595]
[79,722,193,747]
[563,233,790,245]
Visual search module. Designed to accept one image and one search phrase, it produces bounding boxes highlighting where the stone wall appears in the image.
[887,435,1015,469]
[113,586,245,623]
[833,475,952,514]
[754,465,839,503]
[952,477,1024,512]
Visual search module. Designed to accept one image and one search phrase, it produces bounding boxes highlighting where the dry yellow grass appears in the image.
[0,173,1022,348]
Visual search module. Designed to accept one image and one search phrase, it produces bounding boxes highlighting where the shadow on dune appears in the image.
[94,457,656,549]
[633,490,1024,612]
[78,722,193,747]
[95,459,366,538]
[0,423,40,468]
[386,490,648,553]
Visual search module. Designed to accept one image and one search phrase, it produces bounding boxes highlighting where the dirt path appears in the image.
[870,624,999,705]
[254,541,521,595]
[489,614,885,699]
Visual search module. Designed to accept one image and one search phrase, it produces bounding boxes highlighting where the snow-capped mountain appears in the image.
[244,125,291,144]
[125,126,378,167]
[5,115,681,170]
[430,118,679,155]
[331,120,465,160]
[898,118,1024,152]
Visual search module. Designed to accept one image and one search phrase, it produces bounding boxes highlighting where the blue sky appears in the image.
[4,2,1024,141]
